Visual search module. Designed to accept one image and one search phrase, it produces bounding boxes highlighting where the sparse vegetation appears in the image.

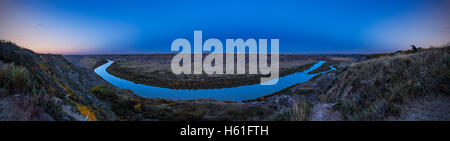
[33,90,68,121]
[326,45,450,120]
[0,56,36,95]
[0,40,113,121]
[1,39,449,121]
[105,55,320,89]
[267,99,310,121]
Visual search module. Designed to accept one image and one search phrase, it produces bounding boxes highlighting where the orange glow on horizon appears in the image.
[3,39,87,55]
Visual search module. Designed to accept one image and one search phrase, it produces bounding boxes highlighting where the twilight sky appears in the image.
[0,0,449,54]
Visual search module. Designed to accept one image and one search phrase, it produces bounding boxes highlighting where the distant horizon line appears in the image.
[56,52,381,56]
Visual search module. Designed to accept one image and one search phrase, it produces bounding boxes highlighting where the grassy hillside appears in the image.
[324,45,450,120]
[0,40,273,121]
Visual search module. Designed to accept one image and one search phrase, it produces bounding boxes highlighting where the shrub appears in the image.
[7,66,32,93]
[329,45,450,120]
[0,64,7,87]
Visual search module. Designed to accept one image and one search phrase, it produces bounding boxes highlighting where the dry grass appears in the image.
[266,99,310,121]
[88,84,273,120]
[105,54,319,89]
[326,45,450,120]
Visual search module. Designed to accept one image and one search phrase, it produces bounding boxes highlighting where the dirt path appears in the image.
[308,103,342,121]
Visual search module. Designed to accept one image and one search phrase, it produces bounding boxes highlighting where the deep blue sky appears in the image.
[0,0,449,54]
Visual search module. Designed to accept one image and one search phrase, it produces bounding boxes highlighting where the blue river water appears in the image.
[94,60,335,101]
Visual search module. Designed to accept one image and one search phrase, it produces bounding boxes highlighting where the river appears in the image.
[94,60,335,101]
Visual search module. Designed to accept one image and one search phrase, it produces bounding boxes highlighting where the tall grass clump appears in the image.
[267,100,310,121]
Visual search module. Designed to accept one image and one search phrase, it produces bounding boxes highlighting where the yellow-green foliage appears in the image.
[40,62,77,100]
[119,61,140,67]
[90,85,120,102]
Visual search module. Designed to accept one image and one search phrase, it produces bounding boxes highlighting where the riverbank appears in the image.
[248,46,450,121]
